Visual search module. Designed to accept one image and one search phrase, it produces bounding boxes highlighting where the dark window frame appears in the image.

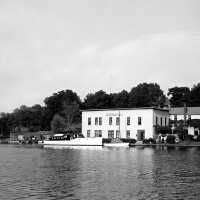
[138,117,142,125]
[116,117,120,126]
[88,117,91,125]
[109,117,112,125]
[127,117,130,125]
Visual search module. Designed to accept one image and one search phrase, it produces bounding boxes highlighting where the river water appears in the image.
[0,145,200,200]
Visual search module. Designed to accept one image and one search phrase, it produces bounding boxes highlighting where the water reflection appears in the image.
[0,145,200,199]
[43,145,103,150]
[151,147,200,199]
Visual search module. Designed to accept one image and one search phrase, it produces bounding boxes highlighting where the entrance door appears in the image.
[137,130,145,141]
[108,130,114,138]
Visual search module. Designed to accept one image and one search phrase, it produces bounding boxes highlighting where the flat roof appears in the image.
[82,107,169,112]
[170,107,200,115]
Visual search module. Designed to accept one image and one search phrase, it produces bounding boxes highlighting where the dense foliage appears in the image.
[1,82,200,137]
[168,84,200,107]
[129,83,166,107]
[166,135,176,144]
[168,87,190,107]
[51,114,66,133]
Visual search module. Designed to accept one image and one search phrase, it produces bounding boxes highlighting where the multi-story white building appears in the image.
[82,107,169,140]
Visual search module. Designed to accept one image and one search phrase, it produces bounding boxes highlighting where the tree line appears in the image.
[1,82,200,136]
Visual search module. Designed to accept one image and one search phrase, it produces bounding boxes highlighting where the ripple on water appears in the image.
[0,145,200,199]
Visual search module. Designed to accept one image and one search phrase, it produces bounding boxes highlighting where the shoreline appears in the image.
[129,143,200,147]
[2,138,200,148]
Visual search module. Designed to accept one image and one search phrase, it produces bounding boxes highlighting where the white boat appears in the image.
[43,145,103,150]
[103,142,129,147]
[103,138,129,147]
[42,134,103,146]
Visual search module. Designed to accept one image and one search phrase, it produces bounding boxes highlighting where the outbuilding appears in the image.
[170,107,200,136]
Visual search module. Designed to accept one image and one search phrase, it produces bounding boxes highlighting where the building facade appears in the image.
[82,107,169,140]
[170,107,200,136]
[170,107,200,120]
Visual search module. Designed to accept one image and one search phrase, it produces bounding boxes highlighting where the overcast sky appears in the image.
[0,0,200,112]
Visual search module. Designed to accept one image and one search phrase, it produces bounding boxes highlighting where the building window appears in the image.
[108,130,114,138]
[160,117,163,126]
[99,130,102,137]
[127,117,130,125]
[109,117,112,125]
[95,130,98,137]
[99,117,102,125]
[95,117,98,125]
[88,118,91,125]
[165,117,167,126]
[126,130,130,138]
[116,130,120,138]
[87,130,90,137]
[138,117,142,125]
[156,116,158,125]
[95,130,102,137]
[116,117,120,126]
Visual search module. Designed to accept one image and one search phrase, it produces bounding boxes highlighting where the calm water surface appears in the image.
[0,145,200,200]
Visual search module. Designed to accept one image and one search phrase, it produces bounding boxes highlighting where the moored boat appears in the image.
[103,138,129,147]
[42,134,103,146]
[103,142,129,147]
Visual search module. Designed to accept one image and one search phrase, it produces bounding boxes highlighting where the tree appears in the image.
[62,101,80,129]
[167,87,190,107]
[44,90,82,126]
[0,116,10,138]
[111,90,129,108]
[28,104,45,131]
[129,83,166,107]
[44,90,81,117]
[84,90,112,109]
[50,114,66,133]
[188,119,200,129]
[190,83,200,106]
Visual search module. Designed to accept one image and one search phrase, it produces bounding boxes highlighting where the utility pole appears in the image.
[183,102,188,140]
[118,110,121,138]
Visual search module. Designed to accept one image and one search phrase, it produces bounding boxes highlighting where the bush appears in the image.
[166,135,176,144]
[148,138,156,144]
[143,139,150,144]
[143,138,156,144]
[102,138,137,144]
[185,134,194,141]
[102,138,112,143]
[121,138,136,144]
[197,135,200,142]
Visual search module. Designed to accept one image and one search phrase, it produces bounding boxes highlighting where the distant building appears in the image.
[82,107,169,140]
[10,131,52,142]
[169,107,200,135]
[169,107,200,121]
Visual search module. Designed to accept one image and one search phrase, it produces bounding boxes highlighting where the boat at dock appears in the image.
[103,138,129,147]
[42,134,103,146]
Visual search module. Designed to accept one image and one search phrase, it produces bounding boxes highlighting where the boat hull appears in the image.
[43,138,103,146]
[103,143,129,147]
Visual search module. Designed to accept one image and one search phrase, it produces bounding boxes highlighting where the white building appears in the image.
[82,107,169,140]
